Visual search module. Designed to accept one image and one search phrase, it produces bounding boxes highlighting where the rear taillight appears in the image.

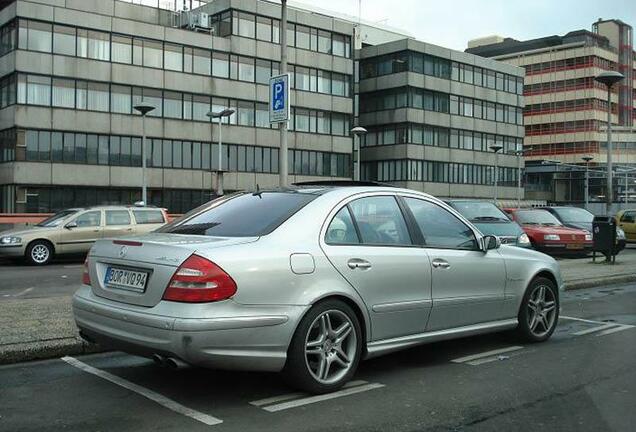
[162,254,237,303]
[82,258,91,286]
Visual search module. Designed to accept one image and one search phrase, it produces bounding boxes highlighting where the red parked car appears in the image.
[505,208,593,255]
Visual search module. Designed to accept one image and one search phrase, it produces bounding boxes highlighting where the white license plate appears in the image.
[104,267,148,292]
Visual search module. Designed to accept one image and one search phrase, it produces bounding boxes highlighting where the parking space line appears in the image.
[451,346,524,364]
[596,324,635,336]
[261,382,385,413]
[249,379,367,407]
[561,315,608,325]
[572,323,617,336]
[61,356,223,426]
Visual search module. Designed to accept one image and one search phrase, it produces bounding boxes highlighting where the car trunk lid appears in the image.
[87,233,257,307]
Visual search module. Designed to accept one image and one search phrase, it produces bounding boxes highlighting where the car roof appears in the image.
[60,205,163,212]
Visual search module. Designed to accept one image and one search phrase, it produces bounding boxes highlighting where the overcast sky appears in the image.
[290,0,636,51]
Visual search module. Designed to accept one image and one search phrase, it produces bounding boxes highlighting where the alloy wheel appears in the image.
[31,244,50,264]
[526,284,557,338]
[304,309,357,385]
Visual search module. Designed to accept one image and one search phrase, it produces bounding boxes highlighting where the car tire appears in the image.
[283,299,362,394]
[516,277,559,342]
[26,240,53,266]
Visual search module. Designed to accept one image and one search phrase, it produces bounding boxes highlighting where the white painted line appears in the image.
[572,323,617,336]
[250,380,367,407]
[561,315,608,325]
[61,356,222,426]
[451,346,524,364]
[262,382,385,413]
[13,287,33,297]
[596,324,635,337]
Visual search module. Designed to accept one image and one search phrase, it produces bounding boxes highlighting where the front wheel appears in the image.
[284,299,362,394]
[516,277,559,342]
[26,240,53,266]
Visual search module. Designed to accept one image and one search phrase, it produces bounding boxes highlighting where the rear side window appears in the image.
[133,210,165,224]
[326,207,360,245]
[105,210,132,226]
[158,192,317,237]
[347,196,412,246]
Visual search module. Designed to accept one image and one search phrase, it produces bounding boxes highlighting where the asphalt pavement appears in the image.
[1,283,635,432]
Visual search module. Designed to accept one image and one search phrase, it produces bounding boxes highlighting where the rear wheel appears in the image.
[284,299,362,394]
[26,240,53,266]
[517,277,559,342]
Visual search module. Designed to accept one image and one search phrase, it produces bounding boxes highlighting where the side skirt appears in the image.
[364,318,518,359]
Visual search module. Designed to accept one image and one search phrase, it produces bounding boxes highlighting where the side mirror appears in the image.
[482,235,501,252]
[65,221,78,229]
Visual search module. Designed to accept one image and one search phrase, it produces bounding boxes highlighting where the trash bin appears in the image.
[592,216,617,263]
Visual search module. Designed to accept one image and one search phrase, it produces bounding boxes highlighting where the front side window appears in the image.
[404,197,478,250]
[325,207,359,244]
[105,210,132,226]
[74,210,102,227]
[348,196,411,246]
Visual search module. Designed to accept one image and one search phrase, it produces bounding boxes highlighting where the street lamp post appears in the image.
[279,0,289,187]
[582,156,594,209]
[490,145,503,204]
[511,149,524,209]
[594,71,624,215]
[206,108,235,196]
[350,126,367,181]
[133,102,156,205]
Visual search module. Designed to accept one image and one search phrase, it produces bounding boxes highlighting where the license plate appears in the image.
[566,244,584,250]
[104,267,148,292]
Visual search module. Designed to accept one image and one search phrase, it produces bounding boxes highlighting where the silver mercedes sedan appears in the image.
[73,184,563,394]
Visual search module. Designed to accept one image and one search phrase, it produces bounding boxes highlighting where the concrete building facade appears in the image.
[467,19,636,206]
[358,38,525,199]
[0,0,526,213]
[0,0,355,212]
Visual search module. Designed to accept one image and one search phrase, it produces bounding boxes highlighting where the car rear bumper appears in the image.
[72,286,308,372]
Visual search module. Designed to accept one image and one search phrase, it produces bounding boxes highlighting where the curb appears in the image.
[564,273,636,291]
[0,337,105,366]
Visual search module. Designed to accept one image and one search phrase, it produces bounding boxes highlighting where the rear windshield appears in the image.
[450,201,509,222]
[158,192,317,237]
[552,207,593,223]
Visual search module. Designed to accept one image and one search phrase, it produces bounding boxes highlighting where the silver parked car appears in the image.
[73,184,563,394]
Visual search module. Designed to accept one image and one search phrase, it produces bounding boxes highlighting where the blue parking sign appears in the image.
[269,74,290,123]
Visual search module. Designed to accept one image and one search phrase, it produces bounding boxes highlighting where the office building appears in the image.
[467,19,636,205]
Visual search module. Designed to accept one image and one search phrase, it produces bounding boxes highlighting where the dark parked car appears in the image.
[539,206,625,253]
[445,200,531,248]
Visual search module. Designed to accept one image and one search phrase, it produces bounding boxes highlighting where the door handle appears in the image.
[347,259,372,270]
[431,259,450,269]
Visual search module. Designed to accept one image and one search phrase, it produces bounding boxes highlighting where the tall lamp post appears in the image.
[350,126,367,181]
[582,156,594,209]
[206,108,235,196]
[510,148,524,209]
[490,145,503,204]
[133,102,156,205]
[594,71,624,215]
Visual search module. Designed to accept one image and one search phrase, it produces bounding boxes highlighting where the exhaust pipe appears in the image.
[152,354,167,367]
[165,357,188,369]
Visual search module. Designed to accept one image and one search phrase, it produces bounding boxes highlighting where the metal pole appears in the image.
[606,86,613,215]
[278,0,288,187]
[217,117,224,196]
[141,114,147,205]
[355,135,361,181]
[517,152,521,208]
[585,162,589,209]
[494,154,499,203]
[626,171,628,205]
